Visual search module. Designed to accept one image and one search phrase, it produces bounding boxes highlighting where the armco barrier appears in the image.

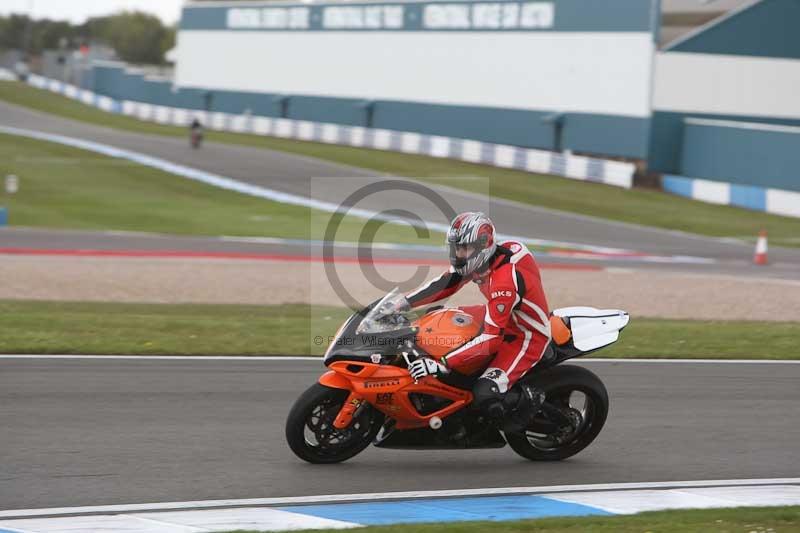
[662,175,800,219]
[25,74,635,188]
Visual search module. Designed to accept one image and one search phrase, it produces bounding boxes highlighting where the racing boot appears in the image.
[472,377,506,426]
[501,384,546,434]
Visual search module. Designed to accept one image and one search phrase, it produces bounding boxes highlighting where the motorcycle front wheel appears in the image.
[506,364,609,461]
[285,383,384,464]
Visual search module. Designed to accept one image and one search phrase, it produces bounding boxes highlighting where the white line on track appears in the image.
[1,355,799,364]
[1,478,798,519]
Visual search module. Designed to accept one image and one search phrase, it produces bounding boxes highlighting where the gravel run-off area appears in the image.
[3,255,800,321]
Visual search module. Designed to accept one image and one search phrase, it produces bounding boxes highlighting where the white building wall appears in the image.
[175,31,654,117]
[653,51,800,118]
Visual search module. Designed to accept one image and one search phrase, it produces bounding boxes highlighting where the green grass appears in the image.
[601,318,800,359]
[0,80,195,138]
[1,300,798,358]
[225,506,800,533]
[0,132,439,244]
[0,300,351,356]
[3,80,800,247]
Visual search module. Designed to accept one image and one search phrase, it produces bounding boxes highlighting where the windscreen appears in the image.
[355,288,413,335]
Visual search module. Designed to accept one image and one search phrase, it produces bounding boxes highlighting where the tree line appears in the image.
[0,11,176,65]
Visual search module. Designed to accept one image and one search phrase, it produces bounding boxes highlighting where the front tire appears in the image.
[285,383,383,464]
[506,364,608,461]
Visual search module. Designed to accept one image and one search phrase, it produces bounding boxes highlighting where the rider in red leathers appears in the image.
[406,212,551,427]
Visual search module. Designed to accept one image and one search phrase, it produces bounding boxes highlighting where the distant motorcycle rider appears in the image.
[189,118,204,148]
[405,212,550,428]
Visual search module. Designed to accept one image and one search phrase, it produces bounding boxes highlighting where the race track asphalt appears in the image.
[4,100,800,269]
[1,357,798,511]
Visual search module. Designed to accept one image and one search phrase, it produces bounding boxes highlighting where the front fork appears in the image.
[318,371,365,430]
[333,392,365,429]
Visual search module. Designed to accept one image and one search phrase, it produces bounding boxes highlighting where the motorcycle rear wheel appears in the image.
[506,364,608,461]
[285,383,384,464]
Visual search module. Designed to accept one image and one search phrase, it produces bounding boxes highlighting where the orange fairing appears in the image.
[319,360,473,431]
[550,315,572,346]
[414,309,481,359]
[319,371,353,391]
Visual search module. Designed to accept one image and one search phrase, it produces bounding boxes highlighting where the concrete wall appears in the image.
[680,119,800,192]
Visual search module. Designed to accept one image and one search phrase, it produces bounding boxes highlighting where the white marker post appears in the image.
[5,174,18,194]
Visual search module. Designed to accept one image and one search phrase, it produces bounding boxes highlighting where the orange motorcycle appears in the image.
[286,289,628,463]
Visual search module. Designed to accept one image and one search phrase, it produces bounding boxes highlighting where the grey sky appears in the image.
[0,0,185,25]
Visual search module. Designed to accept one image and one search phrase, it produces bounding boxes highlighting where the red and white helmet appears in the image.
[446,212,497,276]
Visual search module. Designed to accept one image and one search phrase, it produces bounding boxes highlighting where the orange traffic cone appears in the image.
[753,230,768,265]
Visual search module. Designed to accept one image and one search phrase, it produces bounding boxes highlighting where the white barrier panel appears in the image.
[210,112,227,131]
[371,129,390,150]
[526,151,551,174]
[321,124,339,144]
[494,145,516,169]
[230,114,249,133]
[604,164,637,189]
[27,74,47,89]
[349,127,365,147]
[0,68,15,81]
[429,136,451,158]
[663,175,800,219]
[693,179,730,205]
[23,75,635,188]
[100,96,116,112]
[766,189,800,218]
[154,105,171,124]
[80,90,94,106]
[252,116,273,135]
[121,100,136,116]
[172,108,189,127]
[565,157,589,181]
[136,103,154,121]
[297,121,315,141]
[401,132,421,154]
[274,119,293,138]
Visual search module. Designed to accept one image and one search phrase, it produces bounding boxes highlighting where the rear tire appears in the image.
[506,364,608,461]
[285,383,383,464]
